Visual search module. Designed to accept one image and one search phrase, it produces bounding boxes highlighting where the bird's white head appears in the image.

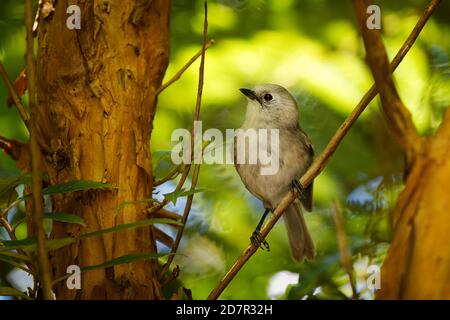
[240,84,300,128]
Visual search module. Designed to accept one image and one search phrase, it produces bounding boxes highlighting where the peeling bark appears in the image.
[35,0,170,299]
[378,109,450,299]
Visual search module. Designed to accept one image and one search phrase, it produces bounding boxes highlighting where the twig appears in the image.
[154,227,174,247]
[152,208,182,221]
[207,1,437,299]
[1,197,22,218]
[0,62,30,128]
[353,0,427,157]
[25,0,53,300]
[0,216,18,242]
[154,165,182,186]
[332,201,358,300]
[160,0,209,279]
[156,39,214,96]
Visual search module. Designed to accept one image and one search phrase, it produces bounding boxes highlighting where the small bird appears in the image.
[234,84,315,262]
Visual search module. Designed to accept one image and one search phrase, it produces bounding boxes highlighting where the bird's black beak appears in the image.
[240,88,258,101]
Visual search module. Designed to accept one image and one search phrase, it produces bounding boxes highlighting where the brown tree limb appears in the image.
[332,201,358,300]
[353,0,432,160]
[207,1,437,299]
[154,227,174,248]
[153,208,182,221]
[160,0,209,279]
[0,62,30,128]
[156,39,215,96]
[25,0,52,300]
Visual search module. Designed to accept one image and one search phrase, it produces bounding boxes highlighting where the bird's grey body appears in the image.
[235,84,315,262]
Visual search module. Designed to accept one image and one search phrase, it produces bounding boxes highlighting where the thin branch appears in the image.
[160,0,209,279]
[1,197,22,218]
[152,208,182,221]
[0,216,18,242]
[154,227,174,248]
[332,201,358,300]
[25,0,53,300]
[207,0,438,299]
[154,165,182,186]
[0,62,30,128]
[156,39,214,96]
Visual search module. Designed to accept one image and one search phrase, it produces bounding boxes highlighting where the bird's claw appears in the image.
[291,179,306,201]
[250,230,270,251]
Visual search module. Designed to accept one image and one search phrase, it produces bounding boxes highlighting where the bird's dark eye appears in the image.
[263,93,273,101]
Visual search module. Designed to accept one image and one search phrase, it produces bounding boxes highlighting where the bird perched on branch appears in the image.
[234,84,315,262]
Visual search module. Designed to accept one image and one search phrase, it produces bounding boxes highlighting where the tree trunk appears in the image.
[35,0,170,299]
[378,109,450,299]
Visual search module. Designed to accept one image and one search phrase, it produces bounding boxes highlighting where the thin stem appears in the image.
[25,0,53,300]
[1,198,22,218]
[332,201,358,300]
[0,62,30,128]
[160,0,209,279]
[207,0,438,299]
[154,165,182,186]
[0,216,17,241]
[156,39,214,96]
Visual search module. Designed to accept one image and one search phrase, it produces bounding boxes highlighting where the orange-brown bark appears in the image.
[378,110,450,299]
[35,0,170,299]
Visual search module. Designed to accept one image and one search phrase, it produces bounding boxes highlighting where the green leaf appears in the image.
[1,218,179,252]
[116,198,159,211]
[164,187,204,205]
[81,252,170,272]
[79,218,182,240]
[0,254,31,273]
[44,212,86,226]
[0,189,18,209]
[1,237,36,250]
[45,237,76,251]
[0,174,31,198]
[0,250,30,261]
[0,236,75,252]
[12,212,87,229]
[0,174,30,207]
[0,286,31,300]
[15,180,115,203]
[42,180,114,196]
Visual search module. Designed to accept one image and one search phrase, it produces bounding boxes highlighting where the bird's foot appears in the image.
[250,230,270,251]
[291,179,306,201]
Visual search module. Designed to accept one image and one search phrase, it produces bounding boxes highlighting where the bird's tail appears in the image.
[284,199,315,262]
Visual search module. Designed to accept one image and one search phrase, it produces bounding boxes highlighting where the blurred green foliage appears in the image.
[1,0,449,300]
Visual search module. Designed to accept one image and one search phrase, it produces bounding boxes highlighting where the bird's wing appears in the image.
[299,130,314,212]
[233,135,239,171]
